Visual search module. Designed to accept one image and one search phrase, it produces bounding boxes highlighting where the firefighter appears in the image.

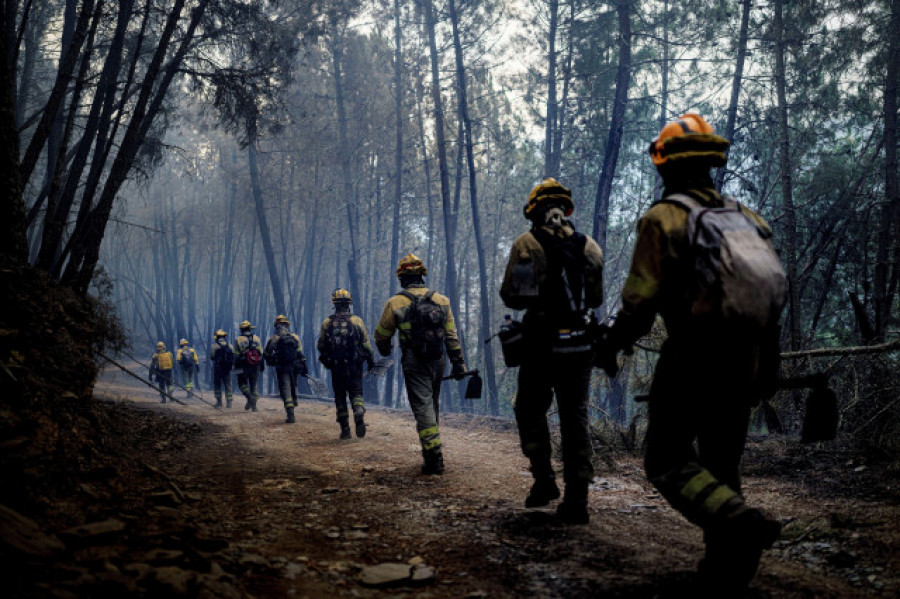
[264,315,308,424]
[150,342,174,403]
[210,329,235,408]
[317,289,376,440]
[500,178,604,524]
[234,320,264,412]
[603,113,782,591]
[374,254,467,475]
[176,339,199,395]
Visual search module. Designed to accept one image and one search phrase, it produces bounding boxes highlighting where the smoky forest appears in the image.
[0,0,898,597]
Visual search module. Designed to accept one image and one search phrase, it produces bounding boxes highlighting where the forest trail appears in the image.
[86,367,898,598]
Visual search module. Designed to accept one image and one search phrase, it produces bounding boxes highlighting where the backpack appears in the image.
[213,340,233,372]
[179,348,195,368]
[244,338,262,367]
[156,351,173,371]
[324,313,358,363]
[273,331,299,367]
[660,194,787,328]
[399,290,446,360]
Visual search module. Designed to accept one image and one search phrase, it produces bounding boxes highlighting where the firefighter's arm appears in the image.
[354,317,376,367]
[615,212,668,345]
[374,301,398,357]
[441,304,467,378]
[584,237,604,309]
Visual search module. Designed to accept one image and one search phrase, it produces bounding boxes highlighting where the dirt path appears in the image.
[88,370,898,598]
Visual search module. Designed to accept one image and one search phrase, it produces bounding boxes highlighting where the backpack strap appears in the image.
[654,192,702,211]
[398,289,419,303]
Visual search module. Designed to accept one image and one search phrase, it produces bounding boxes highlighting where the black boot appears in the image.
[525,476,561,508]
[215,398,223,408]
[556,481,590,524]
[285,407,295,424]
[354,414,367,438]
[421,450,445,475]
[339,418,352,440]
[697,508,781,593]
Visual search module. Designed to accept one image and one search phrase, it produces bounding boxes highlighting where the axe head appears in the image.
[464,370,483,400]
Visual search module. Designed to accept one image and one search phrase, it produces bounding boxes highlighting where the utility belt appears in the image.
[498,314,594,367]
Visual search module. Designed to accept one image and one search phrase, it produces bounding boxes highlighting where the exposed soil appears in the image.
[4,363,896,598]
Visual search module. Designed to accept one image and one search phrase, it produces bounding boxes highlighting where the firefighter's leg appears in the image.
[224,371,233,408]
[213,372,223,407]
[333,371,352,439]
[247,368,260,411]
[514,358,558,506]
[402,353,442,474]
[159,377,168,403]
[645,353,779,590]
[182,366,194,393]
[349,365,366,438]
[237,372,252,409]
[553,353,593,523]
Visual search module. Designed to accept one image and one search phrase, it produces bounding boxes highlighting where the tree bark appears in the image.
[874,0,900,340]
[773,0,802,350]
[591,0,631,254]
[248,129,286,315]
[544,0,559,178]
[715,0,751,191]
[422,0,463,351]
[0,0,27,263]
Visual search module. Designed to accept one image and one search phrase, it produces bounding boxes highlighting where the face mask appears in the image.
[544,206,565,229]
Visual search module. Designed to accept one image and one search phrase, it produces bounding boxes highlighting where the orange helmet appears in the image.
[523,178,574,220]
[397,253,427,277]
[648,113,729,168]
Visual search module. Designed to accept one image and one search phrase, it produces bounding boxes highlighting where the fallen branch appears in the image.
[780,340,900,360]
[98,352,185,406]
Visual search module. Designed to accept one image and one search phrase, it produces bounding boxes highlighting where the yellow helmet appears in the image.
[180,339,189,346]
[397,253,427,277]
[156,342,165,350]
[523,178,574,220]
[332,288,352,304]
[214,329,227,338]
[239,320,254,330]
[648,113,729,168]
[274,314,290,326]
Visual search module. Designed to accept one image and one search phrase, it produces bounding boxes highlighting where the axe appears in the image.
[442,369,482,400]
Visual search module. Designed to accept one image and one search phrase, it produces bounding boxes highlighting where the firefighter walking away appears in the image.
[601,113,786,593]
[500,177,604,524]
[265,315,308,424]
[374,254,467,475]
[318,288,376,439]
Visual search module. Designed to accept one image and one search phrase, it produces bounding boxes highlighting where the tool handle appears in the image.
[442,369,479,381]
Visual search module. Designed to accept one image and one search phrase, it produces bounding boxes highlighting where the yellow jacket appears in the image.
[374,284,463,362]
[176,347,198,367]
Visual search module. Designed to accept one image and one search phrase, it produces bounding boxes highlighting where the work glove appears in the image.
[259,361,265,373]
[451,361,467,381]
[367,356,376,371]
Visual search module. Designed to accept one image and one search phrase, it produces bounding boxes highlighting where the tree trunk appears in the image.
[0,0,25,263]
[447,0,499,414]
[715,0,751,191]
[422,0,463,355]
[773,0,801,350]
[247,128,286,315]
[591,0,631,255]
[544,0,559,178]
[874,0,900,341]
